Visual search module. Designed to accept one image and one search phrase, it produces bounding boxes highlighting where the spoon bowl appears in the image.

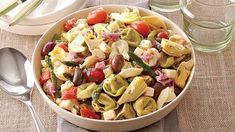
[0,47,46,132]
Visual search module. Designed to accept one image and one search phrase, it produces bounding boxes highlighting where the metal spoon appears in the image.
[0,47,46,132]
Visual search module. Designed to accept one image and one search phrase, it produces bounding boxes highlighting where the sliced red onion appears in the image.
[102,32,120,41]
[140,52,153,62]
[69,52,84,63]
[95,61,106,69]
[155,70,173,86]
[43,80,56,97]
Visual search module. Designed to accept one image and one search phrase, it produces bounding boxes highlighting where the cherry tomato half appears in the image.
[61,87,77,100]
[157,32,168,39]
[131,20,150,38]
[84,68,105,84]
[80,108,100,119]
[39,70,50,85]
[64,18,77,32]
[58,43,69,52]
[87,8,107,25]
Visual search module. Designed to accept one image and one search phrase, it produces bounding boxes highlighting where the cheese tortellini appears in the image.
[133,96,157,116]
[92,93,119,112]
[103,75,128,97]
[115,103,136,120]
[120,28,142,47]
[77,83,97,100]
[118,77,147,105]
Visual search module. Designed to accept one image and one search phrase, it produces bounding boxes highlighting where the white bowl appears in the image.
[32,5,195,132]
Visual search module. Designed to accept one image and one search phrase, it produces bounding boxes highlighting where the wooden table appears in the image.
[0,0,234,131]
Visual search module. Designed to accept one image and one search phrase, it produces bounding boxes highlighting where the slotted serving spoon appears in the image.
[0,47,46,132]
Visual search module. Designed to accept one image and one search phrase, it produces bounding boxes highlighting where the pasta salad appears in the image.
[39,8,193,120]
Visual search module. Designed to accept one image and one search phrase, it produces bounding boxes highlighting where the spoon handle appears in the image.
[24,101,47,132]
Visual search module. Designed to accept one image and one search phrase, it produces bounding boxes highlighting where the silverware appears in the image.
[0,48,46,132]
[9,0,43,26]
[0,0,43,26]
[0,0,27,17]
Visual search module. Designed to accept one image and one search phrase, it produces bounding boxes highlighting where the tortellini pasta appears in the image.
[77,83,97,100]
[103,75,128,97]
[92,93,119,112]
[118,77,147,105]
[161,39,189,57]
[133,96,157,116]
[115,103,136,120]
[121,28,142,47]
[159,52,175,68]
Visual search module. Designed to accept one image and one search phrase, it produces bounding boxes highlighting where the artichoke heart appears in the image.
[175,59,194,88]
[109,40,130,60]
[133,96,157,116]
[77,83,97,100]
[169,35,192,54]
[141,16,167,30]
[118,68,143,78]
[161,39,188,57]
[103,74,128,97]
[157,86,176,109]
[121,28,142,47]
[118,77,147,105]
[92,93,119,112]
[84,34,101,52]
[115,103,136,120]
[110,8,141,24]
[68,33,87,53]
[53,62,74,81]
[94,23,108,39]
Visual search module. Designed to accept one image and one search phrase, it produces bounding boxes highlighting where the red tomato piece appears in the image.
[157,32,168,39]
[39,70,50,85]
[58,43,69,52]
[87,8,107,25]
[130,20,150,38]
[80,108,100,119]
[84,68,105,84]
[64,18,77,32]
[61,87,77,100]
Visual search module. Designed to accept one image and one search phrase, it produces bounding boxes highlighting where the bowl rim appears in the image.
[32,4,196,123]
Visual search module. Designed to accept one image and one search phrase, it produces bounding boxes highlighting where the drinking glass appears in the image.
[180,0,235,52]
[149,0,180,12]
